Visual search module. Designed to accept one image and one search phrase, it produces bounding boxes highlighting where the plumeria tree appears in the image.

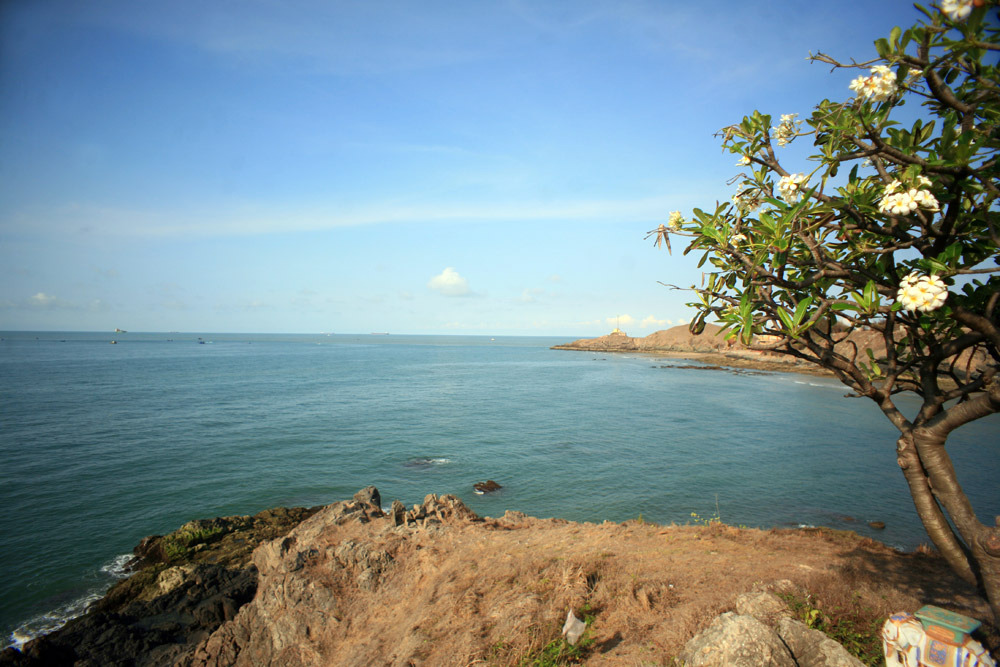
[649,0,1000,618]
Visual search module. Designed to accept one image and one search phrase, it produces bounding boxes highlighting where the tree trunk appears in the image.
[906,428,1000,622]
[896,433,978,582]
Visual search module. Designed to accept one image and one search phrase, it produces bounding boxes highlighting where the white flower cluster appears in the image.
[941,0,974,21]
[849,65,898,103]
[897,272,948,312]
[878,177,940,215]
[772,113,802,147]
[668,210,684,230]
[731,188,764,213]
[777,173,809,204]
[729,233,748,246]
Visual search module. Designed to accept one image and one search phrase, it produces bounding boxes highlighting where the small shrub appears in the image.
[520,635,593,666]
[777,591,884,666]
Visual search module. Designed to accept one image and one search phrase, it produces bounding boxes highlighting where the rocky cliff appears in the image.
[3,488,995,666]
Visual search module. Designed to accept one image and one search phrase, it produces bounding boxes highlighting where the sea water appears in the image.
[1,331,998,648]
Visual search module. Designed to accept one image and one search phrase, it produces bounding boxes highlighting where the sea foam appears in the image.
[5,553,133,651]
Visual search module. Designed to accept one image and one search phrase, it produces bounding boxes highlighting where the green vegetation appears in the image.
[162,525,225,561]
[519,604,596,666]
[778,591,886,666]
[519,636,593,667]
[650,0,1000,618]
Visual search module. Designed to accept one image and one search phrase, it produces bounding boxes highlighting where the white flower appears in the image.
[772,113,802,146]
[899,272,921,290]
[879,190,920,215]
[897,272,948,312]
[850,66,898,103]
[878,177,939,215]
[668,211,684,230]
[941,0,974,21]
[911,188,940,211]
[737,155,751,166]
[777,173,809,204]
[729,233,748,245]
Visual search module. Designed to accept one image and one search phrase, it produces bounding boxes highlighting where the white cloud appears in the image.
[427,267,470,296]
[30,292,58,306]
[640,315,668,329]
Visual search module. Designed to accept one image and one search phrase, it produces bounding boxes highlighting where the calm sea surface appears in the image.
[1,331,998,648]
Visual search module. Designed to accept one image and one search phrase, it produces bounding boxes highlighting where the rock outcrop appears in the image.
[187,492,479,666]
[681,588,865,667]
[552,324,744,353]
[678,612,798,666]
[0,506,318,667]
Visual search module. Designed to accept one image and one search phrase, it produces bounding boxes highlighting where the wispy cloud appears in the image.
[84,1,497,76]
[520,287,545,303]
[8,195,679,240]
[0,292,108,312]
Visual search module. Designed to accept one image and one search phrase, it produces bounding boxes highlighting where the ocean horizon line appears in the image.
[0,330,583,339]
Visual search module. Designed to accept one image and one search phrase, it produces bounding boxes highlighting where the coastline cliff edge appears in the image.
[3,487,994,666]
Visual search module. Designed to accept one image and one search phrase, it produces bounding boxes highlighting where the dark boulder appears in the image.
[473,480,503,494]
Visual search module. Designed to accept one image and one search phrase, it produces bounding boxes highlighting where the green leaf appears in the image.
[830,302,859,312]
[793,296,813,326]
[777,307,794,330]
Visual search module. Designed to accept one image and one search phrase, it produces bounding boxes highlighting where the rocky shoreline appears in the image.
[551,324,831,376]
[3,487,995,666]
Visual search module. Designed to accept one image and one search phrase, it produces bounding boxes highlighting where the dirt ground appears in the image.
[251,508,995,666]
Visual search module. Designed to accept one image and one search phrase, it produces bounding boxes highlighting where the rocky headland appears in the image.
[3,487,996,666]
[551,324,828,375]
[553,324,988,382]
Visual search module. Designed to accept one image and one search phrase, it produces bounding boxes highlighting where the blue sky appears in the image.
[1,0,926,335]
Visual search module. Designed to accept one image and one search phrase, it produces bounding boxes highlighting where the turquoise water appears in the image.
[1,331,998,648]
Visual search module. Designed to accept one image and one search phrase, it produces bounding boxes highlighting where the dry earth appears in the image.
[184,494,995,666]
